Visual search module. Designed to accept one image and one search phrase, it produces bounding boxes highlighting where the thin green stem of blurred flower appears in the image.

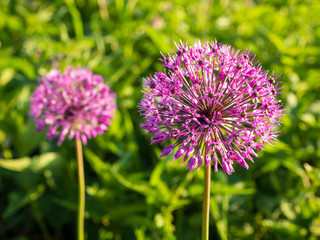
[202,164,211,240]
[31,201,52,240]
[76,138,85,240]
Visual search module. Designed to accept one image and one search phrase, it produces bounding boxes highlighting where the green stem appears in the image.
[31,201,52,240]
[202,164,211,240]
[75,138,85,240]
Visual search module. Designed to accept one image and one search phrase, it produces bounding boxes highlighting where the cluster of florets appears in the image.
[139,41,284,174]
[30,67,116,145]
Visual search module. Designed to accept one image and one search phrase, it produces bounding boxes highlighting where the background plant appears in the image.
[0,0,319,239]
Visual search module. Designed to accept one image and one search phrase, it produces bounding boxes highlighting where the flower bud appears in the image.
[160,144,174,157]
[187,156,197,171]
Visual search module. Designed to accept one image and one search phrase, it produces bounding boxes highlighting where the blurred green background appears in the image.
[0,0,320,239]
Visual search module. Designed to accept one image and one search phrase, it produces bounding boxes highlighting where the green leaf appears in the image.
[84,148,111,183]
[15,120,46,157]
[112,169,156,197]
[3,184,45,218]
[262,219,308,238]
[0,157,31,172]
[150,160,171,203]
[0,153,61,173]
[210,198,228,240]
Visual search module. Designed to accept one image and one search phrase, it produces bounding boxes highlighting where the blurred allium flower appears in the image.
[30,67,116,145]
[138,41,284,174]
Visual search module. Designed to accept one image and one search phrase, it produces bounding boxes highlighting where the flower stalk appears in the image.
[75,138,85,240]
[202,163,211,240]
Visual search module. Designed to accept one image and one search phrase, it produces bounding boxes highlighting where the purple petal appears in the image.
[173,147,185,160]
[186,156,197,171]
[160,144,174,157]
[205,154,211,166]
[221,161,231,175]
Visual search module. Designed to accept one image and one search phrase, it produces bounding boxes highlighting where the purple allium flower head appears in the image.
[138,40,284,174]
[30,67,116,145]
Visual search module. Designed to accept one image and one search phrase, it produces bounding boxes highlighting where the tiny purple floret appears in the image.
[138,40,284,174]
[186,156,198,171]
[160,144,174,157]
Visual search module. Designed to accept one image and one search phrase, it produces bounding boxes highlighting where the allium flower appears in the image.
[138,41,284,174]
[30,67,116,145]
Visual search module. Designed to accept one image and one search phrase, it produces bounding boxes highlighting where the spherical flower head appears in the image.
[138,40,284,174]
[30,67,116,145]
